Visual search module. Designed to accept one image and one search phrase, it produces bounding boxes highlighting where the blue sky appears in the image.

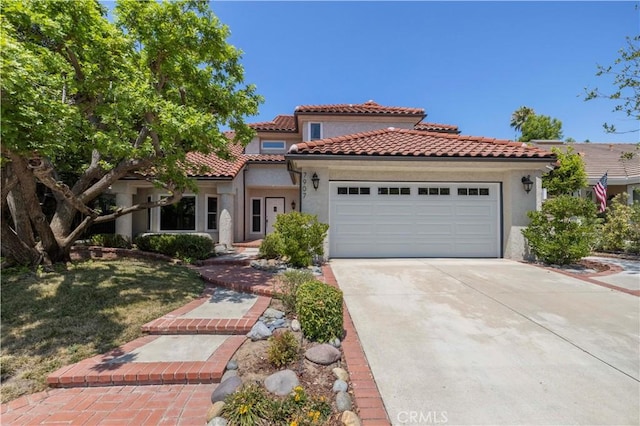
[210,1,639,143]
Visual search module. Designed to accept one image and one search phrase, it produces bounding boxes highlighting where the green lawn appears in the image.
[0,259,204,403]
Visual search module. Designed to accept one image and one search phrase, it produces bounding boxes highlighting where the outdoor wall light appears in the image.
[291,200,296,210]
[311,173,320,190]
[521,175,533,194]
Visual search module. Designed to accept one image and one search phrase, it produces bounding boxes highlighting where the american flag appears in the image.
[594,172,608,213]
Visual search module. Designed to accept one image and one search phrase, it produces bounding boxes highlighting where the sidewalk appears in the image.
[1,249,391,425]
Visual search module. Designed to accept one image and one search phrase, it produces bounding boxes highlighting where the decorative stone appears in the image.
[226,359,238,370]
[263,308,285,319]
[305,344,341,365]
[332,367,349,382]
[206,401,225,422]
[264,369,300,396]
[211,376,242,403]
[291,319,301,332]
[330,337,341,348]
[221,369,238,383]
[341,410,362,426]
[336,391,353,412]
[333,379,348,393]
[247,321,272,340]
[207,417,228,426]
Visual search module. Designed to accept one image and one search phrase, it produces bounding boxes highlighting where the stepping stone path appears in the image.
[46,255,272,388]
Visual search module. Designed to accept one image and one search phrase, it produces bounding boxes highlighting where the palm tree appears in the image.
[510,106,535,136]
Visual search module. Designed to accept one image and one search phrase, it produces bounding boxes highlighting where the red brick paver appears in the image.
[198,264,278,296]
[1,384,215,425]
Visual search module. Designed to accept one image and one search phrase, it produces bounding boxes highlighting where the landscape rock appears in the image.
[226,359,238,370]
[332,367,349,382]
[207,417,228,426]
[211,376,242,403]
[264,369,300,396]
[333,379,348,393]
[247,321,272,340]
[305,344,341,365]
[330,337,342,348]
[221,369,238,383]
[263,308,285,319]
[206,401,225,422]
[341,410,362,426]
[336,391,353,412]
[290,319,301,332]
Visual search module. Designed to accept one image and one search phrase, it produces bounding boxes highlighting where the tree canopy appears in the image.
[519,114,563,142]
[542,146,588,197]
[1,0,262,266]
[510,106,535,137]
[584,35,639,134]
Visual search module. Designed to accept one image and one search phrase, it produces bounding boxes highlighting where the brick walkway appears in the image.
[1,256,391,426]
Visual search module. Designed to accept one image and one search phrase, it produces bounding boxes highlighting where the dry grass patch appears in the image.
[0,259,204,403]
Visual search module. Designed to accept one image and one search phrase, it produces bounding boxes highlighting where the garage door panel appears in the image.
[330,182,500,258]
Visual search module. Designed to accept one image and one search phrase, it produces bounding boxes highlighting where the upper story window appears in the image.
[309,123,322,140]
[261,140,286,153]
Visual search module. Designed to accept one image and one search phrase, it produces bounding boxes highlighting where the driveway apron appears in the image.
[330,259,640,426]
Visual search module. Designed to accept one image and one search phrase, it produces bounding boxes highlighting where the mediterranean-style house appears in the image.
[532,140,640,205]
[111,101,557,260]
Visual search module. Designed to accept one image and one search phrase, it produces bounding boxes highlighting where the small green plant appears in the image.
[273,212,329,267]
[268,385,331,425]
[522,195,598,265]
[276,269,315,313]
[134,234,213,261]
[222,383,270,426]
[627,203,640,254]
[259,232,284,259]
[295,280,343,342]
[89,233,132,249]
[267,330,299,368]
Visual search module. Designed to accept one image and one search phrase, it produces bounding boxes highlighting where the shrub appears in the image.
[134,234,213,261]
[276,269,315,313]
[628,203,640,254]
[268,385,331,425]
[273,212,329,267]
[596,193,633,252]
[222,383,270,426]
[522,195,598,265]
[258,232,284,259]
[267,330,299,368]
[295,280,343,342]
[89,233,131,249]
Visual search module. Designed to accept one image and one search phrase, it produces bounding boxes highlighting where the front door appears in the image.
[265,197,285,234]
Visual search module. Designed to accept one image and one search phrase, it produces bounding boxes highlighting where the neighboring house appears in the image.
[532,141,640,205]
[112,100,555,260]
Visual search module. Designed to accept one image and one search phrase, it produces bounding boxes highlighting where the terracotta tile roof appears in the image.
[290,128,554,159]
[185,143,246,178]
[294,100,424,116]
[244,154,286,163]
[248,115,296,132]
[533,142,640,181]
[414,121,460,134]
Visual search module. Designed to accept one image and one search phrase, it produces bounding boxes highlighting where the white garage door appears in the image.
[329,181,501,258]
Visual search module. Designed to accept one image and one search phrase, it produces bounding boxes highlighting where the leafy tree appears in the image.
[519,114,563,142]
[1,0,261,266]
[510,106,535,137]
[584,35,639,134]
[522,195,598,265]
[543,146,588,196]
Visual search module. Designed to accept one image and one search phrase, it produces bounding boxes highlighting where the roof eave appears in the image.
[285,154,556,162]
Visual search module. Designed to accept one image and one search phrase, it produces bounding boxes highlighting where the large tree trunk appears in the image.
[1,201,41,265]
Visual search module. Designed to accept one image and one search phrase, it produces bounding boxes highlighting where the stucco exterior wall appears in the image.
[246,136,300,154]
[304,120,417,141]
[294,159,547,260]
[245,164,298,188]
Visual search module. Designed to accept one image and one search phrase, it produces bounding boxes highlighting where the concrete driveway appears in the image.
[330,259,640,426]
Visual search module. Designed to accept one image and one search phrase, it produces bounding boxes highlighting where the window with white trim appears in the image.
[261,141,286,153]
[251,198,262,233]
[309,123,322,140]
[206,196,218,230]
[160,196,196,231]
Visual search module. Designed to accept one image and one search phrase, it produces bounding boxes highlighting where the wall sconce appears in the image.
[311,173,320,190]
[291,200,296,210]
[521,175,533,194]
